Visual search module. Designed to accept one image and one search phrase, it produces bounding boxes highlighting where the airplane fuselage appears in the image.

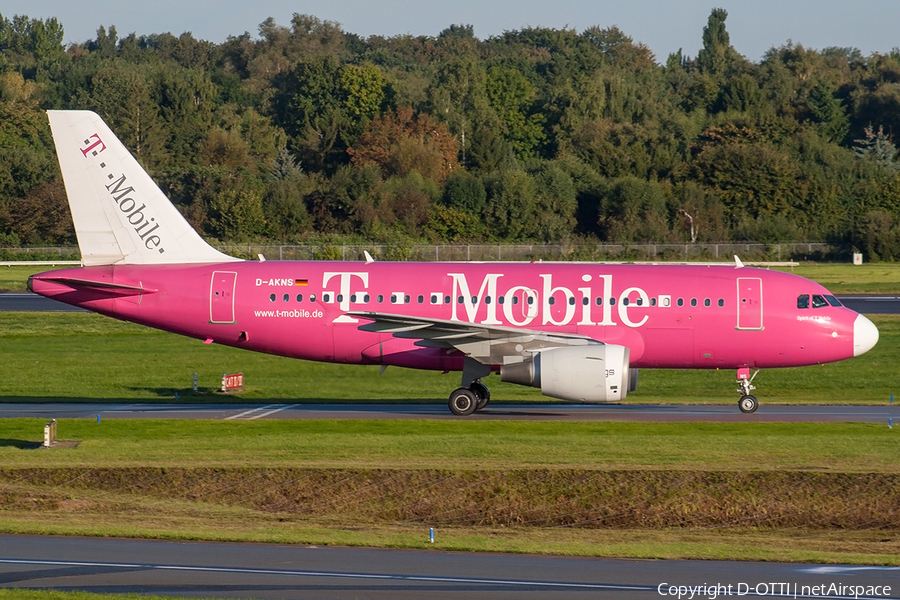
[30,261,863,374]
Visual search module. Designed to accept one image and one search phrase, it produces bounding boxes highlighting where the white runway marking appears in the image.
[0,558,648,592]
[224,404,295,420]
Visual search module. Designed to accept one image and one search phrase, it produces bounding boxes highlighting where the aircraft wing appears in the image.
[347,311,601,365]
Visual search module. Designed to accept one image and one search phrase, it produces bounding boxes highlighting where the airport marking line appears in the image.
[224,404,296,420]
[0,558,649,592]
[2,558,898,598]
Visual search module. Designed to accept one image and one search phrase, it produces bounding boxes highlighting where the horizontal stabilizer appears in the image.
[31,276,156,294]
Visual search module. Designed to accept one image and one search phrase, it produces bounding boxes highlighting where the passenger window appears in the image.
[582,297,589,306]
[650,298,657,307]
[404,294,411,304]
[596,297,603,305]
[337,294,343,303]
[430,294,439,304]
[309,294,316,302]
[812,294,828,308]
[470,295,477,304]
[350,294,356,303]
[610,297,616,306]
[568,297,575,306]
[513,296,520,305]
[296,294,303,302]
[499,296,505,305]
[283,294,290,302]
[677,298,684,307]
[623,298,629,306]
[377,294,384,303]
[636,297,643,306]
[718,298,724,307]
[444,295,451,304]
[797,294,810,309]
[704,298,710,307]
[269,293,276,302]
[548,297,555,306]
[417,295,424,304]
[363,294,370,303]
[690,298,697,307]
[391,294,398,304]
[322,293,331,303]
[458,296,464,304]
[825,295,842,307]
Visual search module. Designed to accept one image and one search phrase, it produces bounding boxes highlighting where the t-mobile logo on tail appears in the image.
[80,133,106,157]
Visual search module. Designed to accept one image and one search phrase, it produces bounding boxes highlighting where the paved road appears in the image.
[2,535,898,600]
[839,295,900,314]
[1,292,898,313]
[0,292,86,312]
[2,401,898,422]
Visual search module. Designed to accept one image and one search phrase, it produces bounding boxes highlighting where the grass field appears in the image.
[1,418,899,564]
[0,311,896,404]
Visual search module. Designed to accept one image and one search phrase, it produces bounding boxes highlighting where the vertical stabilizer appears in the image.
[47,110,239,266]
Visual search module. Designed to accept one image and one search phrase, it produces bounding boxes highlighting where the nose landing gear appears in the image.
[737,368,759,413]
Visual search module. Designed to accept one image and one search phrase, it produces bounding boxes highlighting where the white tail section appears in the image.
[47,110,239,266]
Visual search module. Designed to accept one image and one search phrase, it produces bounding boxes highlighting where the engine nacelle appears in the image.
[500,344,631,403]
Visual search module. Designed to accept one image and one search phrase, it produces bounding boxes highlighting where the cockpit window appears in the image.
[797,294,809,309]
[812,294,828,308]
[825,295,842,307]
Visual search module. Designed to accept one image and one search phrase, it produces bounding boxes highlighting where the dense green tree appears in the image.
[6,9,900,256]
[600,176,671,242]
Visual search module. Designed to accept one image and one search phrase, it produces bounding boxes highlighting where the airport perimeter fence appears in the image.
[211,242,843,262]
[1,242,845,263]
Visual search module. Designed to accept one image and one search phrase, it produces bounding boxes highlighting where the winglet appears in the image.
[364,250,375,264]
[734,255,745,268]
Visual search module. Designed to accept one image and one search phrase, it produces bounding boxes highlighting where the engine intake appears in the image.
[500,344,631,403]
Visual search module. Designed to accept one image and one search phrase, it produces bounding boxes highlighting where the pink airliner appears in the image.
[29,111,879,415]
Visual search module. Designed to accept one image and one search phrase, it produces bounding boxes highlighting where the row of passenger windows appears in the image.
[269,292,727,308]
[797,294,842,309]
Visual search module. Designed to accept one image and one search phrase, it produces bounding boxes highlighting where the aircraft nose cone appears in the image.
[853,313,879,357]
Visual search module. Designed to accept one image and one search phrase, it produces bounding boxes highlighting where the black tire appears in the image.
[470,382,490,411]
[448,387,478,416]
[738,394,759,414]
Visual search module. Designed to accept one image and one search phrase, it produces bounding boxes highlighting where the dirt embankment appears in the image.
[3,467,899,530]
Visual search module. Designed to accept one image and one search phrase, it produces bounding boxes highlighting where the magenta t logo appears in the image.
[80,133,106,157]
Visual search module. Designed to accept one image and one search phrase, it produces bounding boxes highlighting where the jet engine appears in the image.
[500,344,631,402]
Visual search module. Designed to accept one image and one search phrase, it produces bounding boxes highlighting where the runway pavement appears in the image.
[2,535,899,600]
[1,401,898,422]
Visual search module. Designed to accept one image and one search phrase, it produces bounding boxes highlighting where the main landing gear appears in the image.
[448,358,492,416]
[736,368,760,414]
[448,381,491,416]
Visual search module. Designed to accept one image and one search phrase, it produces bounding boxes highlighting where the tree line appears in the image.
[2,9,900,258]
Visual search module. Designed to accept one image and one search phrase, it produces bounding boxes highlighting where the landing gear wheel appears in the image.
[738,394,759,414]
[448,387,478,416]
[470,382,490,411]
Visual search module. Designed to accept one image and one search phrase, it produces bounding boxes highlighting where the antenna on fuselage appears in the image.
[734,255,745,268]
[364,251,375,264]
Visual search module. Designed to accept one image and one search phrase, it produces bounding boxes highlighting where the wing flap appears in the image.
[348,311,600,365]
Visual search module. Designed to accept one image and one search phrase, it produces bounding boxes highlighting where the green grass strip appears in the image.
[0,312,897,404]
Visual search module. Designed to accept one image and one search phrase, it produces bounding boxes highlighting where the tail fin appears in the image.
[47,110,239,266]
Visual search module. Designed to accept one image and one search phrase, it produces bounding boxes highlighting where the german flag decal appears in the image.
[295,279,308,286]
